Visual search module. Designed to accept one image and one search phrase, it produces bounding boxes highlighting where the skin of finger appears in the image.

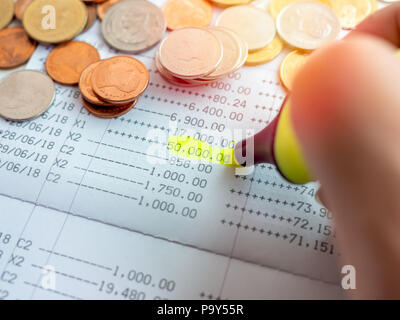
[291,36,400,298]
[348,2,400,47]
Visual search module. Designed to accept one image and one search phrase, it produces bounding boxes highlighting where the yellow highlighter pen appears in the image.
[234,96,314,185]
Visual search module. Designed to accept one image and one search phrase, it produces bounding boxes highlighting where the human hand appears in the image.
[291,3,400,299]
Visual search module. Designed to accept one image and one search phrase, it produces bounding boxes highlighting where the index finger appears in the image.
[348,2,400,46]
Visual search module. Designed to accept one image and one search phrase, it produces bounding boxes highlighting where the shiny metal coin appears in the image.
[277,1,340,50]
[0,70,55,121]
[101,0,166,53]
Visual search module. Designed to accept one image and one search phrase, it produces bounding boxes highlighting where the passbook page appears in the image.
[0,0,344,300]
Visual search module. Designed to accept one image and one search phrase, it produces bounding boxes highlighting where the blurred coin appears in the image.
[211,0,251,7]
[246,36,283,66]
[269,0,329,19]
[280,50,309,91]
[277,1,340,50]
[211,0,252,7]
[202,27,242,80]
[46,41,100,85]
[97,0,122,20]
[163,0,212,30]
[0,70,55,121]
[81,4,97,34]
[102,0,166,53]
[23,0,88,43]
[158,27,223,79]
[92,56,149,103]
[79,61,114,106]
[82,97,137,118]
[0,28,37,69]
[15,0,33,21]
[0,0,14,30]
[216,5,276,51]
[326,0,377,29]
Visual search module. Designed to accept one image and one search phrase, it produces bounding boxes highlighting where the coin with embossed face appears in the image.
[91,56,149,103]
[277,1,340,50]
[158,27,223,79]
[0,70,55,121]
[101,0,166,53]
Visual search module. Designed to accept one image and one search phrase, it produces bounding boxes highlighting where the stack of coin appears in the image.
[79,56,150,118]
[156,27,248,86]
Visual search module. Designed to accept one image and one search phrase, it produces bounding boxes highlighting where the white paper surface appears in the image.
[0,0,349,299]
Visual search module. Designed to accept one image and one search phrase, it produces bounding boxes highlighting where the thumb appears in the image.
[291,35,400,299]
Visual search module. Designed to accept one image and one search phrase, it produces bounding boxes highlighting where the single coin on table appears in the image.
[158,27,223,79]
[23,0,88,43]
[15,0,33,21]
[102,0,166,53]
[82,97,138,119]
[0,70,55,121]
[246,36,283,66]
[91,56,149,104]
[280,50,309,91]
[46,41,100,85]
[0,0,14,30]
[0,28,37,69]
[277,1,340,50]
[216,5,276,51]
[163,0,213,30]
[325,0,378,29]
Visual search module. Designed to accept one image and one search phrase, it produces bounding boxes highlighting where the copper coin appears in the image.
[163,0,213,30]
[81,4,97,34]
[97,0,122,20]
[155,53,196,87]
[158,27,223,79]
[82,97,137,118]
[15,0,33,20]
[91,56,149,103]
[0,28,37,69]
[46,41,100,85]
[79,61,114,106]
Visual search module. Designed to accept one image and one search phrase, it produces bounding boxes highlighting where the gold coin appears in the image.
[325,0,378,29]
[210,0,252,8]
[0,0,14,30]
[245,36,283,66]
[269,0,328,20]
[280,50,309,91]
[23,0,88,43]
[216,5,276,51]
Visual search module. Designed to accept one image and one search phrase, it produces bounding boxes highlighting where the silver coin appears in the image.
[0,70,55,121]
[101,0,166,53]
[277,1,340,50]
